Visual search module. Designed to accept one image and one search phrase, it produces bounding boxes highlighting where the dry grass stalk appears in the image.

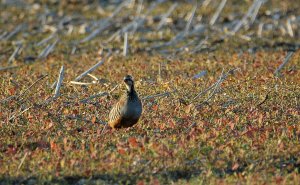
[209,0,227,26]
[74,52,112,82]
[231,0,265,34]
[80,92,109,103]
[38,39,59,59]
[53,66,65,99]
[123,32,129,56]
[0,65,19,71]
[8,43,22,64]
[274,51,295,76]
[15,75,48,100]
[156,3,178,30]
[142,90,176,100]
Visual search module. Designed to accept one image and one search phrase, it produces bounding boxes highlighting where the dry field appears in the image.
[0,0,300,184]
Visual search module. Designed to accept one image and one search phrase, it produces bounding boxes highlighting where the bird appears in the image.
[108,75,142,129]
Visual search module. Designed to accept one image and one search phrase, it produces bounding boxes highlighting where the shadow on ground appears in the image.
[1,156,299,184]
[0,169,201,185]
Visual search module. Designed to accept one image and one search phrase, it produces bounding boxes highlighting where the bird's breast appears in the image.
[122,99,142,119]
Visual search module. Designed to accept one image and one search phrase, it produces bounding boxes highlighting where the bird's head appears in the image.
[123,75,134,91]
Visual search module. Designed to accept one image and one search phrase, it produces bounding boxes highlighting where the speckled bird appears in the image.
[108,75,142,129]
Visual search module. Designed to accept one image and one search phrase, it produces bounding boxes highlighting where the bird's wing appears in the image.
[109,102,122,122]
[109,95,126,123]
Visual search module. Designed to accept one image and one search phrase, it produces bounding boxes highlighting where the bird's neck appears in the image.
[127,85,135,95]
